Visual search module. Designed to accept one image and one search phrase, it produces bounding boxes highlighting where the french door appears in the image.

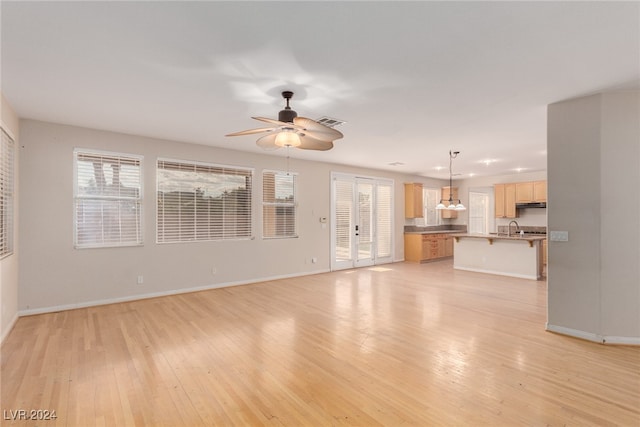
[331,173,393,271]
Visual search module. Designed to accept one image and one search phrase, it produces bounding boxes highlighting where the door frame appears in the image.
[330,172,394,271]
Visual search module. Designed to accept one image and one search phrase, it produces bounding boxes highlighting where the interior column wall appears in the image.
[599,91,640,340]
[547,90,640,344]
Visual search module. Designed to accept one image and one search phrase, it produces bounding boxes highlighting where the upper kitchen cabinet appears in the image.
[516,182,534,203]
[534,181,547,202]
[404,183,423,218]
[495,183,517,218]
[441,186,458,219]
[516,181,547,203]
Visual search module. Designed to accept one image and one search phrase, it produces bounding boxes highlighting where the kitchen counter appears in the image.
[453,233,544,280]
[404,229,466,235]
[453,233,545,247]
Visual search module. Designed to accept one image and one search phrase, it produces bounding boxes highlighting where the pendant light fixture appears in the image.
[436,150,466,211]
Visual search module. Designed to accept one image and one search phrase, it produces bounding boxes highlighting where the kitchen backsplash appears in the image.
[497,225,547,234]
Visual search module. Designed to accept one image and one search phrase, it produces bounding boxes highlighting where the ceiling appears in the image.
[2,1,638,180]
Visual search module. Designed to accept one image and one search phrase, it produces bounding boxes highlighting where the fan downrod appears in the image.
[282,91,294,102]
[279,91,297,123]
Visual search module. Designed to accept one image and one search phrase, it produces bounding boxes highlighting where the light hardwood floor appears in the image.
[2,260,639,426]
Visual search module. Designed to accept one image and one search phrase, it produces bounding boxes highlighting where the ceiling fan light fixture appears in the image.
[275,130,301,147]
[226,90,343,151]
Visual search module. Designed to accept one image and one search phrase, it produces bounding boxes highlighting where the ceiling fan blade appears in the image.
[226,127,275,137]
[294,117,344,141]
[298,134,334,151]
[255,133,280,151]
[252,116,303,129]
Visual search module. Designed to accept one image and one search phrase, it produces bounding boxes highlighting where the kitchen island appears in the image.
[453,233,545,280]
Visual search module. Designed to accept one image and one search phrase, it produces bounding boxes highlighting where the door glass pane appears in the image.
[357,182,373,261]
[376,184,392,258]
[469,192,488,234]
[335,180,353,262]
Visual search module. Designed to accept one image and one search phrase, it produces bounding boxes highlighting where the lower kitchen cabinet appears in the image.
[444,235,454,257]
[405,233,455,262]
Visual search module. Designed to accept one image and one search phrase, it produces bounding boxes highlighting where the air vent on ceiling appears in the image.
[316,116,346,128]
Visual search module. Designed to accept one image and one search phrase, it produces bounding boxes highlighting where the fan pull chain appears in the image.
[286,145,290,175]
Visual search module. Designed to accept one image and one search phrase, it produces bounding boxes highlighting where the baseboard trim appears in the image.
[454,266,539,280]
[18,269,331,317]
[1,312,19,345]
[546,323,640,345]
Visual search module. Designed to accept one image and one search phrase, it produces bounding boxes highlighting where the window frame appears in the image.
[262,169,298,239]
[156,157,254,244]
[422,187,442,226]
[73,148,144,249]
[0,127,15,259]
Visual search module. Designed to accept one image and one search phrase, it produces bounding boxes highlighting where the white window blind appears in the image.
[263,171,297,238]
[157,159,252,242]
[0,128,15,258]
[74,150,143,248]
[423,188,441,226]
[334,179,353,262]
[376,183,392,258]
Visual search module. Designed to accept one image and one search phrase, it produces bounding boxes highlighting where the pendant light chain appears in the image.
[436,150,466,211]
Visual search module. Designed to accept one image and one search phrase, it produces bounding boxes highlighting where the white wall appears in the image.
[18,119,430,313]
[547,90,640,344]
[1,92,20,343]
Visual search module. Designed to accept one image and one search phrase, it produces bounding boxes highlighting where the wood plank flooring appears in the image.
[2,260,639,426]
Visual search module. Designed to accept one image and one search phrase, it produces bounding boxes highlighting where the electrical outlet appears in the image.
[211,267,217,275]
[137,275,144,284]
[550,231,569,242]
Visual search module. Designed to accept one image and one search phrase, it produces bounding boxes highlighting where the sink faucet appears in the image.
[508,220,520,236]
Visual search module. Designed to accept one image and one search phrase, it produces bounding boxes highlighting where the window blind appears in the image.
[157,159,252,242]
[74,150,143,248]
[0,129,15,258]
[334,179,353,262]
[263,171,297,238]
[422,188,441,226]
[376,183,392,258]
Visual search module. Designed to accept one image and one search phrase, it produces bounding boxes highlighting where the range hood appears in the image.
[515,202,547,209]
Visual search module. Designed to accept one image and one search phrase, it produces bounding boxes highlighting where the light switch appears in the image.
[550,231,569,242]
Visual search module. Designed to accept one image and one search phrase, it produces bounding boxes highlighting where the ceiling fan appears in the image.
[226,91,343,151]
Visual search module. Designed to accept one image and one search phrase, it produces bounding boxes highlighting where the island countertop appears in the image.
[454,233,546,242]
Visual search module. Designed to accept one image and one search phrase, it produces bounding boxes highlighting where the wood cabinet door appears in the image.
[444,236,454,257]
[494,184,505,217]
[404,234,423,262]
[404,183,423,218]
[516,182,534,203]
[534,181,547,202]
[505,183,517,218]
